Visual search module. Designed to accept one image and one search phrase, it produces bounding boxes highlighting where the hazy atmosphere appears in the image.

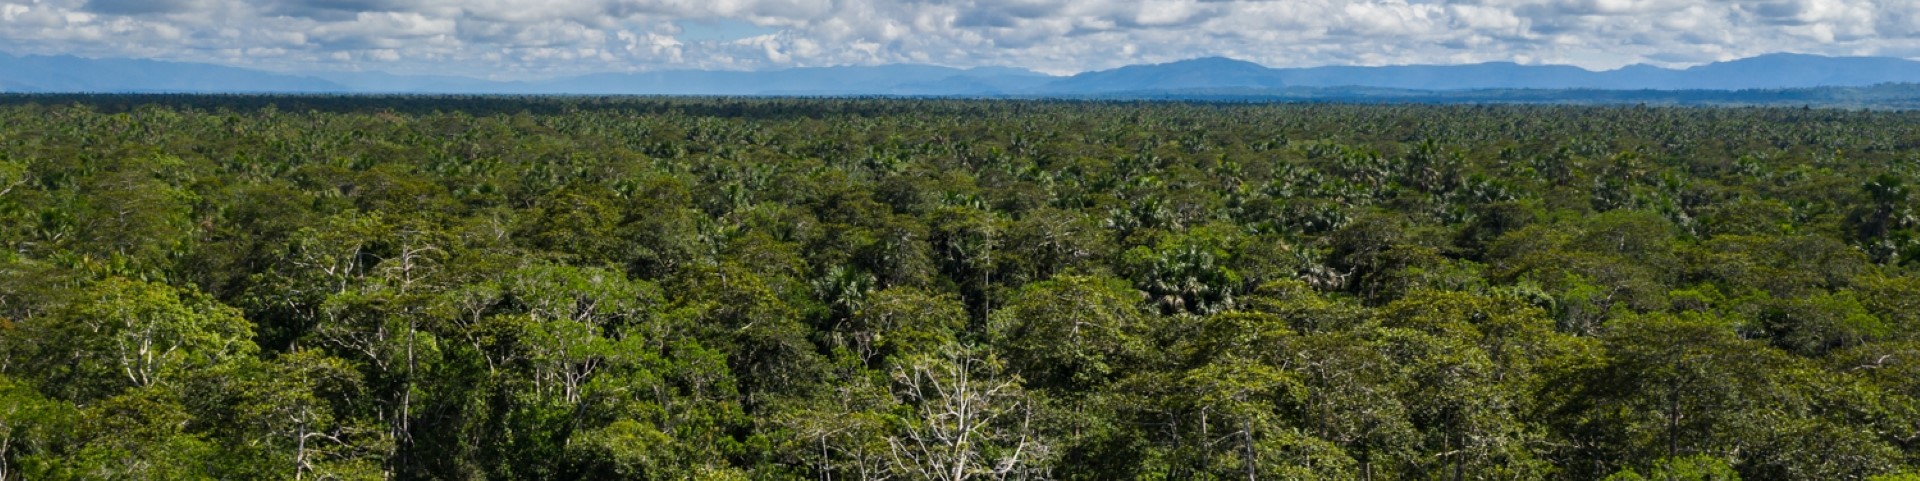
[3,0,1920,77]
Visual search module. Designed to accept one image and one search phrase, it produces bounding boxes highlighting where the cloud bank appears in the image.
[1,0,1918,78]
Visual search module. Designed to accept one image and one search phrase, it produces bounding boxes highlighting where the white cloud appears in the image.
[0,0,1917,78]
[1,3,30,22]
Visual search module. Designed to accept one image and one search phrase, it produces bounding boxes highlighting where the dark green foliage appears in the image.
[1,97,1919,479]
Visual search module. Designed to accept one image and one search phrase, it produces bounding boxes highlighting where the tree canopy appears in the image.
[1,95,1919,479]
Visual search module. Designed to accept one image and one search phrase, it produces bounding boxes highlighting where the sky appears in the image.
[1,0,1919,79]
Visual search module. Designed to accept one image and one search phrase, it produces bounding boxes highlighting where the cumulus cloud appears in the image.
[83,0,211,16]
[1,0,1918,78]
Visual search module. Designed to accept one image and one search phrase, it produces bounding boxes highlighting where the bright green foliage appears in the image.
[0,374,71,481]
[64,386,221,480]
[990,275,1148,392]
[0,97,1917,479]
[15,277,255,401]
[189,352,387,480]
[1605,455,1743,481]
[1750,291,1887,356]
[839,287,967,365]
[1857,274,1920,336]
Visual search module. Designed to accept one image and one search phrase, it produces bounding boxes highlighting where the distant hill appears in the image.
[304,70,522,94]
[0,53,342,93]
[6,52,1920,98]
[1267,62,1603,90]
[1039,57,1286,93]
[537,64,1052,96]
[1654,53,1920,90]
[1039,83,1920,110]
[1037,53,1920,93]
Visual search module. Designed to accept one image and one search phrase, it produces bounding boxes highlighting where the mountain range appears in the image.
[5,52,1920,96]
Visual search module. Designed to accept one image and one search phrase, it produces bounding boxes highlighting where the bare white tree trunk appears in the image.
[887,344,1045,481]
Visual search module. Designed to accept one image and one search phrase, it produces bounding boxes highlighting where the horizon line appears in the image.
[4,50,1910,82]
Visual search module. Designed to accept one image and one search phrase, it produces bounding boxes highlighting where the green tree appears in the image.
[989,275,1147,392]
[1546,313,1805,478]
[1603,454,1741,481]
[838,287,967,366]
[0,374,71,481]
[21,277,254,401]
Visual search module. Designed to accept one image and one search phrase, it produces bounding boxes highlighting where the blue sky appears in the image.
[1,0,1917,78]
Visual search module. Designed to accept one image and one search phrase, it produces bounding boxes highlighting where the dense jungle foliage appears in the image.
[4,96,1920,480]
